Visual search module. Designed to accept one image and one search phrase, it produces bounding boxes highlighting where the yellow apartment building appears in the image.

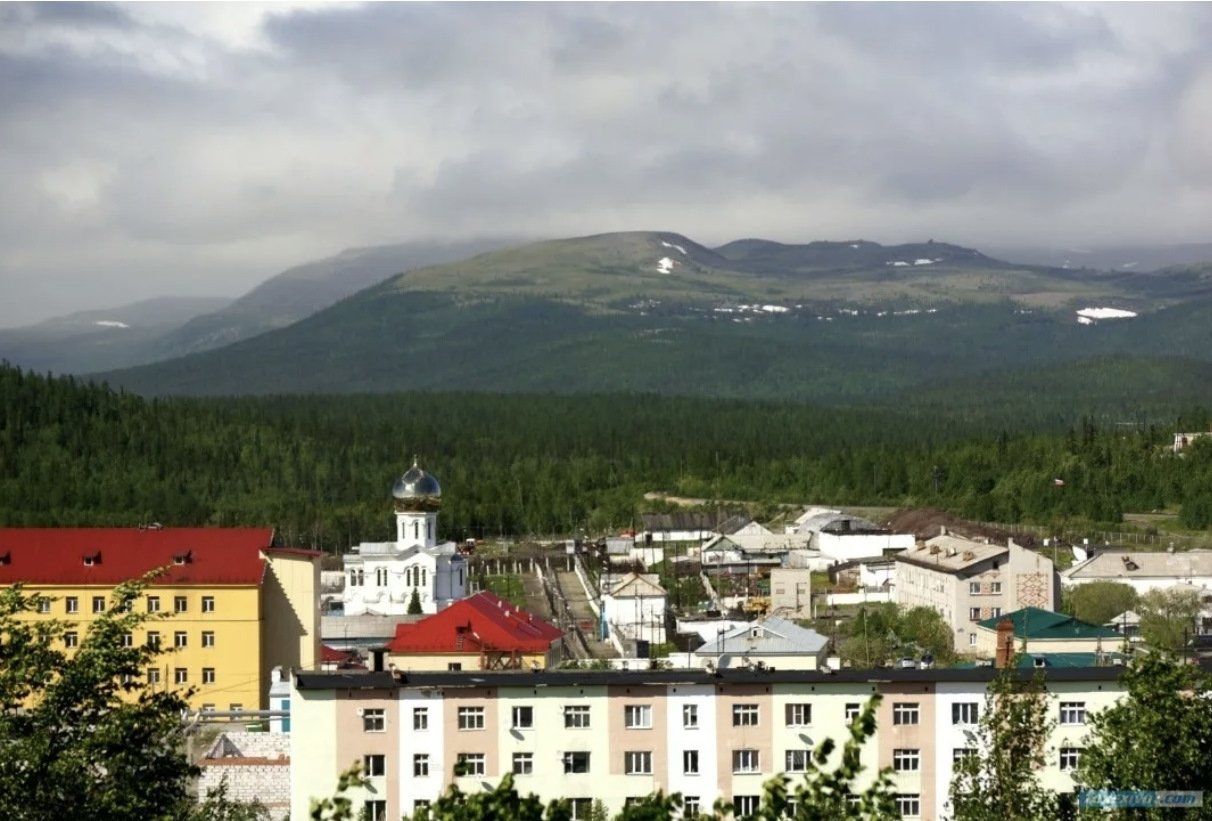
[0,527,321,712]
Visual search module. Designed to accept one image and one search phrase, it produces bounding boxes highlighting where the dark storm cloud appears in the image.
[1,1,1211,327]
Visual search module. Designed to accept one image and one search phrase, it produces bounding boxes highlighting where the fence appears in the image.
[974,521,1209,549]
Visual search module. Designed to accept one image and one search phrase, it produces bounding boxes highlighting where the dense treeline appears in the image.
[3,363,1212,548]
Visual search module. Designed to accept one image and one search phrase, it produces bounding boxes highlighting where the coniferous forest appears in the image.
[3,362,1212,548]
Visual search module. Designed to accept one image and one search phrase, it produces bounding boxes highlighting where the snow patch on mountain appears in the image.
[660,241,687,255]
[95,320,130,328]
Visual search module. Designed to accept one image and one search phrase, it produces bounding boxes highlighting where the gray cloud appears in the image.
[1,1,1211,326]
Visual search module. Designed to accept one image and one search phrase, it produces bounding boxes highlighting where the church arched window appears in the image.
[427,521,432,540]
[421,568,428,587]
[375,567,388,586]
[413,521,419,540]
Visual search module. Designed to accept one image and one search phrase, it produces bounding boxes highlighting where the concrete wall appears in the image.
[263,552,321,696]
[200,731,291,819]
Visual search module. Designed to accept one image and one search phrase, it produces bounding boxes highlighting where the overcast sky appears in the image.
[2,1,1211,327]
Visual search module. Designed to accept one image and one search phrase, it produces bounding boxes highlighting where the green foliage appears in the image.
[407,587,423,615]
[1063,581,1138,626]
[837,604,955,667]
[1136,587,1203,652]
[0,578,266,821]
[949,658,1059,821]
[1076,654,1212,820]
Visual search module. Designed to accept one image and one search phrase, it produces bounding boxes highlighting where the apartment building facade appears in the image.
[289,666,1125,821]
[894,532,1059,650]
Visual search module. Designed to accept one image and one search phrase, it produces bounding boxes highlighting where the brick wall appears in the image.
[198,731,291,818]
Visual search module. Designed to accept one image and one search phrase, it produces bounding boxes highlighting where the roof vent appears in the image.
[961,551,975,561]
[929,545,941,554]
[82,552,101,567]
[173,551,193,566]
[0,552,10,566]
[946,547,957,557]
[1033,656,1047,668]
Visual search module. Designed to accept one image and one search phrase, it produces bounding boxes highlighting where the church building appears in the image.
[341,461,467,616]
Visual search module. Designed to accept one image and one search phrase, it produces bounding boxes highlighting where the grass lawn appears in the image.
[477,574,529,609]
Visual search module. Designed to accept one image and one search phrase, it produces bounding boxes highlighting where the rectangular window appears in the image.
[64,631,79,649]
[121,632,133,648]
[202,596,215,613]
[990,582,1002,594]
[893,749,921,772]
[624,704,652,729]
[174,668,188,685]
[363,800,386,821]
[202,668,215,685]
[448,662,462,671]
[414,801,430,812]
[364,754,385,777]
[732,704,759,727]
[969,581,981,595]
[991,607,1002,618]
[733,796,760,817]
[147,668,161,684]
[732,749,760,774]
[362,708,385,733]
[569,799,593,820]
[38,599,51,614]
[624,751,653,775]
[892,703,920,726]
[953,748,975,763]
[684,797,701,817]
[92,596,106,613]
[512,752,533,775]
[785,749,811,773]
[845,703,861,722]
[1059,747,1082,771]
[147,631,160,649]
[147,596,160,613]
[952,702,979,725]
[413,754,429,777]
[683,750,699,775]
[202,704,215,713]
[174,631,187,649]
[968,607,981,621]
[174,595,188,613]
[1059,702,1086,725]
[896,794,921,818]
[564,705,591,728]
[66,596,79,614]
[512,705,534,730]
[785,703,811,727]
[201,631,215,648]
[458,706,485,730]
[683,703,699,728]
[230,704,243,713]
[413,707,429,731]
[968,633,977,646]
[563,752,590,774]
[457,753,485,777]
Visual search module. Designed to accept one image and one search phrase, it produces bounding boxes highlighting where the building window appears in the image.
[147,668,161,685]
[363,800,386,821]
[64,632,79,649]
[892,703,920,725]
[969,581,981,595]
[732,704,759,727]
[457,753,485,776]
[121,632,133,648]
[202,668,215,685]
[968,607,981,621]
[147,596,160,613]
[375,567,388,587]
[968,633,977,646]
[448,662,462,671]
[1059,702,1087,725]
[66,596,79,614]
[683,703,699,728]
[893,749,921,772]
[683,750,699,775]
[990,582,1002,594]
[895,794,921,818]
[625,705,652,729]
[201,631,215,648]
[569,799,593,820]
[348,569,363,587]
[414,801,430,812]
[38,599,51,614]
[201,704,215,713]
[174,596,188,613]
[230,704,243,714]
[512,705,534,730]
[844,703,861,722]
[684,797,701,817]
[458,706,485,730]
[92,596,106,613]
[147,631,161,649]
[413,707,428,731]
[362,708,385,733]
[733,796,760,818]
[1059,747,1082,771]
[732,749,760,774]
[952,702,979,725]
[565,705,591,728]
[512,752,533,775]
[413,754,429,777]
[174,631,187,649]
[563,752,590,774]
[953,748,975,763]
[625,751,653,775]
[785,703,811,727]
[991,607,1002,618]
[202,596,215,613]
[785,749,811,773]
[364,754,386,777]
[174,668,188,685]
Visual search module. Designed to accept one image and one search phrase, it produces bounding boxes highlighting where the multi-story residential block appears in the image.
[0,527,320,711]
[289,663,1125,821]
[894,530,1059,649]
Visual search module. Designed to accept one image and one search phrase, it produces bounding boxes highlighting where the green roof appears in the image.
[977,607,1121,640]
[954,652,1128,670]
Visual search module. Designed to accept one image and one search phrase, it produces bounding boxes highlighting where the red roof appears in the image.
[321,644,355,662]
[0,528,276,586]
[387,591,563,655]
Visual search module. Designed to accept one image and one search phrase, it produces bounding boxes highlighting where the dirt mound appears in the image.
[882,507,1018,544]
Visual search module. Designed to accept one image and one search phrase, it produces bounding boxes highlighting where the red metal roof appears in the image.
[0,528,276,586]
[321,644,356,662]
[387,591,563,655]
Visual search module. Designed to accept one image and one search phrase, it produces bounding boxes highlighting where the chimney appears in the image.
[994,619,1015,669]
[940,525,947,537]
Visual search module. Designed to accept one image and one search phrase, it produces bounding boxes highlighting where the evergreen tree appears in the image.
[407,588,423,615]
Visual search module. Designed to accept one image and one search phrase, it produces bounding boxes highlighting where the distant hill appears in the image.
[983,243,1212,274]
[0,296,231,375]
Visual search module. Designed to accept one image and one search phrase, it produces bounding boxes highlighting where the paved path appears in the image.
[555,570,617,659]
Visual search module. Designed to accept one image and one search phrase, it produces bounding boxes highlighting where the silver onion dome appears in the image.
[392,459,441,500]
